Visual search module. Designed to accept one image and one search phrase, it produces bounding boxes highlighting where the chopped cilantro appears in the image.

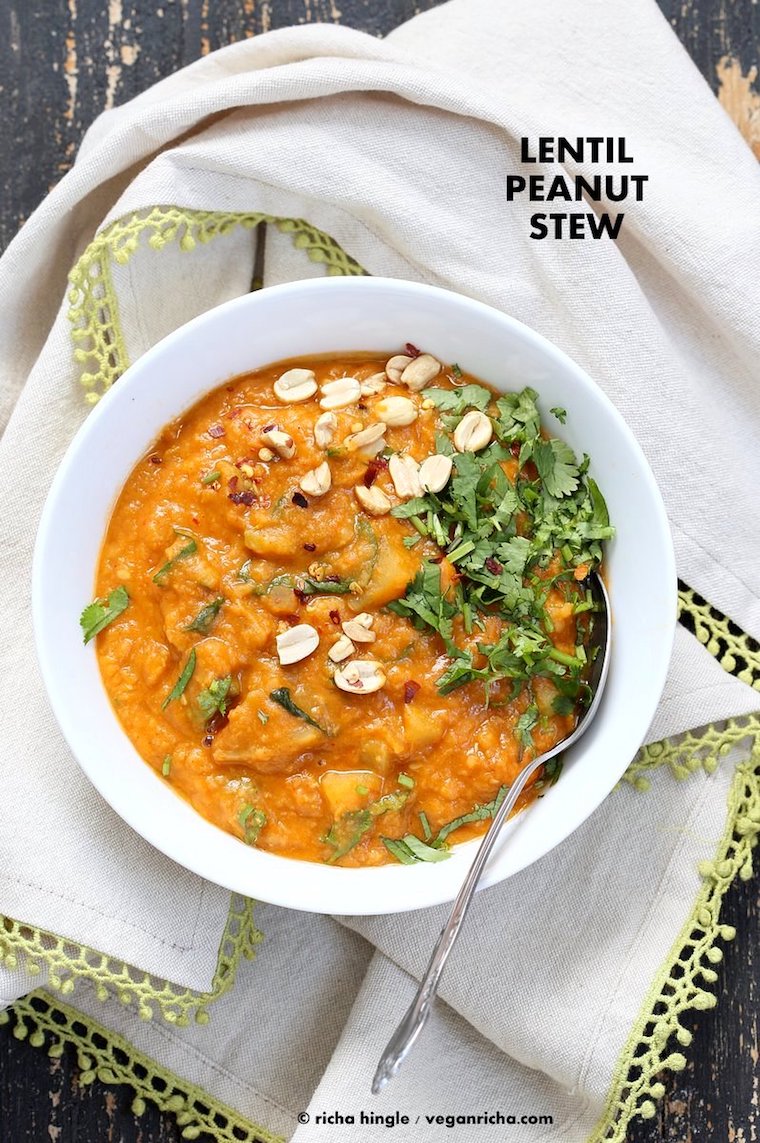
[197,676,232,721]
[552,694,575,716]
[186,597,224,634]
[549,407,567,424]
[161,755,172,777]
[153,539,197,585]
[425,384,492,415]
[398,773,415,789]
[80,585,129,645]
[543,757,563,786]
[269,687,326,733]
[383,378,613,699]
[323,790,409,863]
[382,835,451,864]
[434,785,509,845]
[256,709,269,725]
[299,576,352,596]
[239,804,266,845]
[161,649,196,710]
[201,469,221,485]
[515,703,539,748]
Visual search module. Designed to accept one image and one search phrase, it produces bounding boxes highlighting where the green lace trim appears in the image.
[0,895,261,1025]
[68,206,367,404]
[623,717,759,791]
[590,730,760,1142]
[0,990,284,1143]
[678,582,760,691]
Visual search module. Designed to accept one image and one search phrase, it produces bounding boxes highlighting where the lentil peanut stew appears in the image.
[83,348,614,867]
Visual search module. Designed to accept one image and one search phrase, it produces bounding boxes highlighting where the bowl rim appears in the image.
[33,276,677,914]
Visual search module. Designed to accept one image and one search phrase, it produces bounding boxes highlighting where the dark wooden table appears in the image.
[0,2,757,1140]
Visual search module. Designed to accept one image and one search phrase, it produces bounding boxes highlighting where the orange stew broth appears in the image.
[96,354,580,866]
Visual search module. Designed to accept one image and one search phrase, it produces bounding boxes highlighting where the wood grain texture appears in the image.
[0,2,758,1142]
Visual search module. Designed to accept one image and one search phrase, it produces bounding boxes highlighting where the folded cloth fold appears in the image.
[0,1,758,1139]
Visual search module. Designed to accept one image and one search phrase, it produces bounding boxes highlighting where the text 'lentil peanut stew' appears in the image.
[83,347,614,868]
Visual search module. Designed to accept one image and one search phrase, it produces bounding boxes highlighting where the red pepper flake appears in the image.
[262,422,277,433]
[404,680,421,704]
[405,342,421,358]
[149,454,163,465]
[208,424,225,439]
[292,491,309,509]
[485,556,503,574]
[430,552,445,564]
[293,588,308,605]
[228,490,256,506]
[226,407,243,420]
[357,401,367,411]
[303,542,316,552]
[192,516,199,526]
[363,455,389,487]
[228,475,239,492]
[329,609,341,625]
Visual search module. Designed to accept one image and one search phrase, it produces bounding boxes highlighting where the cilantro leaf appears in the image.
[495,535,531,575]
[450,451,482,530]
[80,585,129,645]
[269,687,326,733]
[515,703,539,748]
[153,539,197,585]
[425,384,492,415]
[543,757,564,786]
[298,576,352,596]
[162,649,196,710]
[186,597,224,634]
[533,439,580,498]
[549,406,567,424]
[390,496,431,521]
[382,835,451,864]
[434,785,509,845]
[587,477,610,528]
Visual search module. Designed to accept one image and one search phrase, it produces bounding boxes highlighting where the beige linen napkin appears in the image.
[1,1,759,1140]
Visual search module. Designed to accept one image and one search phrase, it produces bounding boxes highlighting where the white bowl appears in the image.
[33,277,676,915]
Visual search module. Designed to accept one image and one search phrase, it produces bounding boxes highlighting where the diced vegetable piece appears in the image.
[320,770,383,819]
[358,533,420,609]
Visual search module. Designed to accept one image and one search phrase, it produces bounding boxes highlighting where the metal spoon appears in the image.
[372,571,611,1094]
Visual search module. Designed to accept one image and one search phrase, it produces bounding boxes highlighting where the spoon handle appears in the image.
[371,748,550,1094]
